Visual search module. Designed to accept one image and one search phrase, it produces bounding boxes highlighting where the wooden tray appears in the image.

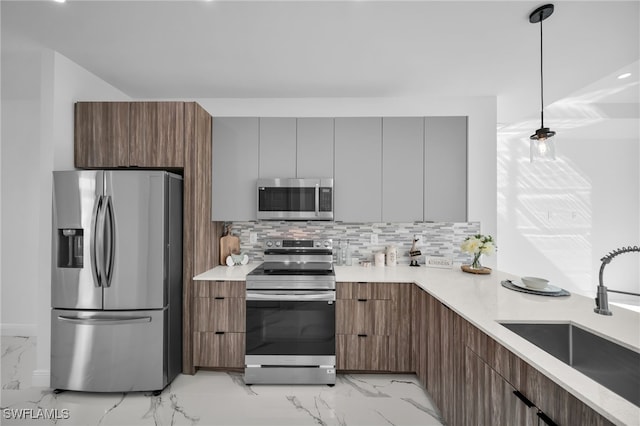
[461,265,492,274]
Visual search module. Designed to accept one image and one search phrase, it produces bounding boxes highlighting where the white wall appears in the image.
[1,49,130,385]
[497,114,640,304]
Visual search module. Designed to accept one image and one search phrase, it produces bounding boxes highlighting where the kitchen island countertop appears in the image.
[194,263,640,425]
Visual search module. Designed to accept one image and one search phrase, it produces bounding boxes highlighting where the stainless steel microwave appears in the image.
[257,178,334,221]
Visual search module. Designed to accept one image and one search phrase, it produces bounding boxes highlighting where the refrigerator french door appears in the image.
[51,170,182,393]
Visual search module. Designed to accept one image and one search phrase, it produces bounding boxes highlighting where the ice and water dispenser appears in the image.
[57,229,83,268]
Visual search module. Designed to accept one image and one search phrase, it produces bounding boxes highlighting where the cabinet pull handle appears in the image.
[214,296,225,300]
[357,334,368,337]
[536,411,557,426]
[513,390,534,408]
[215,331,225,335]
[357,298,368,302]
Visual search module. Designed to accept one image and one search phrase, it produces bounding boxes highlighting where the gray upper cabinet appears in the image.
[211,115,467,223]
[334,118,382,222]
[424,117,467,222]
[296,118,334,178]
[258,118,297,179]
[382,117,425,222]
[212,117,259,221]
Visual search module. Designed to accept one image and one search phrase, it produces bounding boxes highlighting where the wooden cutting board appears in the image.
[219,233,240,265]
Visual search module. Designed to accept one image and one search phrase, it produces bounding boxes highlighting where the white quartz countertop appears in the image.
[194,264,640,425]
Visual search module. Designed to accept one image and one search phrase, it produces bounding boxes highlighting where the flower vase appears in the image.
[470,253,482,270]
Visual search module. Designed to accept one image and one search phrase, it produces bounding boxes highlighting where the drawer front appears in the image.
[193,332,245,368]
[336,299,390,335]
[193,297,245,332]
[337,282,391,300]
[336,334,389,371]
[193,280,246,298]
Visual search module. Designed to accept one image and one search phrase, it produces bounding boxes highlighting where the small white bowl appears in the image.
[521,276,549,290]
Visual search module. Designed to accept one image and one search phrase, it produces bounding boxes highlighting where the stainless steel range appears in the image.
[244,239,336,385]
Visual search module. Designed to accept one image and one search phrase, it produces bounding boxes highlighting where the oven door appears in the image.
[245,290,335,357]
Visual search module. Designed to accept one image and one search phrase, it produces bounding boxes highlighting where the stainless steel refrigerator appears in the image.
[51,170,182,393]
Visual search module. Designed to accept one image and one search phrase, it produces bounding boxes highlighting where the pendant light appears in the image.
[529,4,556,162]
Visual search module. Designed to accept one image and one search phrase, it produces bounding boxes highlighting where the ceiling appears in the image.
[1,0,639,125]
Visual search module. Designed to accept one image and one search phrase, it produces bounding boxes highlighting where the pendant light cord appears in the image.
[539,11,545,128]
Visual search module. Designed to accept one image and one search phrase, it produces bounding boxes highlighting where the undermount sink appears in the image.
[500,322,640,407]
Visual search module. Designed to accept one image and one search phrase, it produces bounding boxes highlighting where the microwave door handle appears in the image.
[314,184,320,217]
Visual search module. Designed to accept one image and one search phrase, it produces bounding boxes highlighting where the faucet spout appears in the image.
[594,246,640,316]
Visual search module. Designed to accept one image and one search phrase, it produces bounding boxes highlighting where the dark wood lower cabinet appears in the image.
[465,346,538,426]
[193,332,244,368]
[336,334,389,371]
[414,286,614,426]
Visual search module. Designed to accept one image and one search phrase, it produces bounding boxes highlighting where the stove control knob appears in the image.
[266,241,273,248]
[275,241,282,247]
[315,241,321,247]
[323,241,331,248]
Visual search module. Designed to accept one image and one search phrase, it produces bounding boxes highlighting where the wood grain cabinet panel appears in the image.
[193,281,245,298]
[130,102,184,167]
[74,102,130,168]
[336,282,391,300]
[336,299,390,336]
[336,335,389,371]
[193,297,245,332]
[464,346,538,426]
[193,332,244,369]
[389,283,412,372]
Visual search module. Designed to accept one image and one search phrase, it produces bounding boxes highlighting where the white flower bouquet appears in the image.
[460,234,496,269]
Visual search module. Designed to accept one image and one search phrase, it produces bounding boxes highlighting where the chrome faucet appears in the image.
[594,246,640,316]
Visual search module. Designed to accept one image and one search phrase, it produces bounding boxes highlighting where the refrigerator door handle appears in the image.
[103,196,115,288]
[57,315,152,326]
[91,195,105,287]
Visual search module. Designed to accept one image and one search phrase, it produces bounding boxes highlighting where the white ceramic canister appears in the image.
[374,251,385,267]
[386,245,397,266]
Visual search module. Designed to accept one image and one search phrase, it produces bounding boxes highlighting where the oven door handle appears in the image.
[246,291,335,302]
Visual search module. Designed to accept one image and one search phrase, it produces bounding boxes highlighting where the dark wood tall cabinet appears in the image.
[73,101,223,375]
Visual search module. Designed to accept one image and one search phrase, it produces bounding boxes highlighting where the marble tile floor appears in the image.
[1,336,444,426]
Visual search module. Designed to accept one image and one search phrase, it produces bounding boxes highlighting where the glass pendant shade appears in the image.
[530,129,556,161]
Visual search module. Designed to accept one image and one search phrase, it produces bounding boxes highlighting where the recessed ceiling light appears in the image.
[53,0,66,3]
[617,72,632,80]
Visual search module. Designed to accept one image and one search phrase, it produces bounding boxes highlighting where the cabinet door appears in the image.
[389,283,413,372]
[193,332,245,368]
[296,118,334,178]
[382,117,424,221]
[336,299,390,335]
[337,282,391,300]
[193,297,246,332]
[465,347,538,426]
[424,116,467,222]
[212,117,259,221]
[130,102,184,167]
[258,118,297,178]
[74,102,130,168]
[336,334,388,371]
[334,118,382,222]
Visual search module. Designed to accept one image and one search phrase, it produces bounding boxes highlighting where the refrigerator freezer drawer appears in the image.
[51,309,168,392]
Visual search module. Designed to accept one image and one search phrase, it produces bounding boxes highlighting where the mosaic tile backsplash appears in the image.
[227,221,481,265]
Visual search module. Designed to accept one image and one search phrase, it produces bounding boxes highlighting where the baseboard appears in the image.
[1,323,37,337]
[31,370,50,388]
